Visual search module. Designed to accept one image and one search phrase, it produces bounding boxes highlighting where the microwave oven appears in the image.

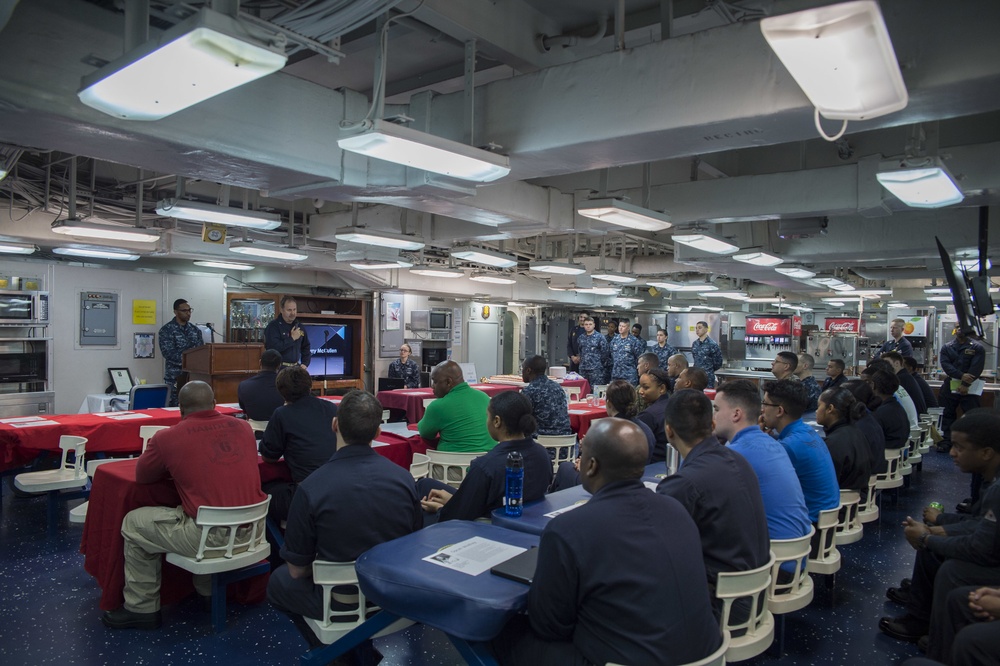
[411,309,452,331]
[0,290,49,326]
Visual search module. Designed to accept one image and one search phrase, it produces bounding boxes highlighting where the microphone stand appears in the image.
[323,329,331,392]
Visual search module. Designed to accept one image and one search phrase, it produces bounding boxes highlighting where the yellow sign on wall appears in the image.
[133,300,157,325]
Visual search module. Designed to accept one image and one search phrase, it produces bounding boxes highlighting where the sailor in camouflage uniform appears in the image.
[521,355,572,435]
[577,316,610,390]
[691,321,724,388]
[652,328,677,370]
[388,343,421,388]
[158,298,205,406]
[610,319,647,385]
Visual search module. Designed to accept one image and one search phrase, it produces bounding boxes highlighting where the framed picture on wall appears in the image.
[134,332,155,359]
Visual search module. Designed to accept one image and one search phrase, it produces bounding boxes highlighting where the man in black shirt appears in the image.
[822,358,848,391]
[238,349,284,422]
[884,351,927,415]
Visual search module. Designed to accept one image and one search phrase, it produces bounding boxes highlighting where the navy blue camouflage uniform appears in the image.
[577,331,610,388]
[157,319,204,406]
[522,375,572,436]
[801,375,821,412]
[610,334,646,385]
[652,342,677,370]
[691,336,724,388]
[388,358,421,388]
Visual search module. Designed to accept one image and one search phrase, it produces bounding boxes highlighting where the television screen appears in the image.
[301,323,353,378]
[935,237,981,338]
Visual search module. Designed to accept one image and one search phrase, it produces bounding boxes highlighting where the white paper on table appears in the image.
[0,416,45,423]
[162,406,180,411]
[94,411,130,417]
[543,499,589,518]
[567,409,591,415]
[11,420,59,428]
[105,412,154,420]
[218,402,241,409]
[421,537,527,576]
[643,481,658,491]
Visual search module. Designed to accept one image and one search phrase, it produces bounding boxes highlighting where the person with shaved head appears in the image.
[418,360,494,453]
[494,418,721,666]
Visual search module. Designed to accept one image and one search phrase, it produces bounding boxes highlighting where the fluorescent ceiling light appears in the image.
[789,305,813,312]
[823,301,846,307]
[350,259,413,270]
[661,283,718,292]
[338,119,510,183]
[156,198,281,230]
[0,241,37,255]
[409,266,464,278]
[193,260,255,271]
[733,251,783,267]
[229,241,307,261]
[747,297,784,304]
[876,158,964,209]
[576,199,672,232]
[957,258,992,271]
[665,305,693,312]
[591,271,637,284]
[927,296,953,302]
[51,218,160,243]
[53,246,140,261]
[507,301,529,307]
[692,305,724,311]
[647,280,682,289]
[775,266,817,279]
[450,247,518,268]
[702,291,749,300]
[576,287,619,296]
[888,302,909,308]
[617,296,645,303]
[815,276,856,291]
[529,260,586,276]
[0,169,7,182]
[77,8,286,121]
[469,271,517,285]
[760,0,908,122]
[924,286,951,294]
[672,233,739,255]
[335,228,424,251]
[852,289,893,297]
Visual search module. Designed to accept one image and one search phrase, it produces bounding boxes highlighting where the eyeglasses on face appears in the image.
[177,307,193,313]
[761,401,782,408]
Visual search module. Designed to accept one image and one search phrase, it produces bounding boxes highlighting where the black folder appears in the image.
[490,547,539,585]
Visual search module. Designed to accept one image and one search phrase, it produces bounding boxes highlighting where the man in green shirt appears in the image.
[418,361,495,453]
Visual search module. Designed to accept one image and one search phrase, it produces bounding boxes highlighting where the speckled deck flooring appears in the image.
[0,449,968,665]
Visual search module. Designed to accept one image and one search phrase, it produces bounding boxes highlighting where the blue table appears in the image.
[300,522,539,666]
[491,485,591,535]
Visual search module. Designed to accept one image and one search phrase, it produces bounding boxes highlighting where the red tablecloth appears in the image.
[0,406,242,472]
[567,402,608,437]
[376,384,519,424]
[562,378,592,397]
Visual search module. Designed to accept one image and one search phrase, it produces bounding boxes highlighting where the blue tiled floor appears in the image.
[0,448,968,665]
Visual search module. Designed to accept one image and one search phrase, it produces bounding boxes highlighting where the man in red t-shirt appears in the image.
[102,381,266,630]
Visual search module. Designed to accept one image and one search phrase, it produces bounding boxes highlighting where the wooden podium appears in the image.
[182,343,264,404]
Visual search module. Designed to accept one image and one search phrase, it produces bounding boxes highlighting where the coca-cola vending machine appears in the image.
[744,316,794,362]
[804,318,870,374]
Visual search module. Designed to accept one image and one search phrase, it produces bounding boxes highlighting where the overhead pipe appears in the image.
[538,15,607,52]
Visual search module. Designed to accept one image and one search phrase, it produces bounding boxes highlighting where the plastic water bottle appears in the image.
[505,451,524,517]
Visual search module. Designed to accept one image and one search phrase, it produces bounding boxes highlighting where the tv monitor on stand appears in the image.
[935,237,982,339]
[301,323,353,379]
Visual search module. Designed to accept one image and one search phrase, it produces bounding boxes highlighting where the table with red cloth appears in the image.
[561,378,592,398]
[376,384,519,424]
[0,405,242,472]
[567,402,608,437]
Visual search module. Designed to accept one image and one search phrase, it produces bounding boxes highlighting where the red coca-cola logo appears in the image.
[825,318,859,332]
[753,322,779,332]
[747,318,791,335]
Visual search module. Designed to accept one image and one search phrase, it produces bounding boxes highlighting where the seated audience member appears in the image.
[387,343,421,388]
[493,419,721,666]
[844,379,887,474]
[884,350,928,415]
[238,349,285,423]
[635,352,660,410]
[103,382,265,630]
[714,380,811,543]
[815,387,873,493]
[418,360,494,453]
[794,353,822,412]
[879,410,1000,653]
[865,359,918,427]
[868,368,911,451]
[418,391,552,522]
[922,585,1000,666]
[657,389,771,621]
[675,366,709,392]
[267,390,421,657]
[636,368,672,464]
[520,354,572,435]
[822,358,848,391]
[760,380,840,526]
[771,350,798,381]
[549,380,656,491]
[904,356,938,410]
[666,353,689,391]
[259,367,338,525]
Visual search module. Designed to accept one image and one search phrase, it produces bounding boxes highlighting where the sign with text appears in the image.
[132,299,156,325]
[825,318,860,333]
[746,317,792,336]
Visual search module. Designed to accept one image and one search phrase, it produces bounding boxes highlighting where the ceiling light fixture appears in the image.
[732,250,784,267]
[760,1,908,142]
[876,157,964,208]
[507,301,529,307]
[672,233,739,255]
[78,8,287,121]
[450,247,518,268]
[156,198,282,230]
[692,305,724,311]
[814,276,856,291]
[408,265,464,279]
[229,241,307,261]
[51,218,160,243]
[823,301,846,307]
[335,227,425,251]
[193,260,255,271]
[647,280,682,289]
[0,240,37,255]
[774,266,817,279]
[701,291,750,300]
[888,302,909,308]
[852,289,893,297]
[529,260,586,276]
[747,297,784,304]
[338,119,510,183]
[591,271,637,284]
[926,296,954,302]
[924,286,952,294]
[52,246,140,261]
[576,199,673,232]
[617,296,645,304]
[576,286,619,296]
[821,297,856,303]
[350,258,413,270]
[469,271,517,285]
